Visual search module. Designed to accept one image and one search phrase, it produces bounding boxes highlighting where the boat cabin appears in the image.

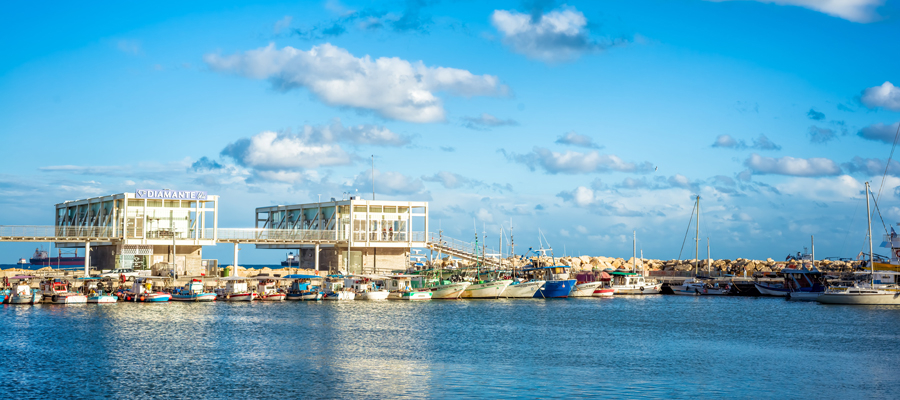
[41,279,71,295]
[284,274,323,292]
[781,267,827,291]
[610,271,648,287]
[522,266,571,281]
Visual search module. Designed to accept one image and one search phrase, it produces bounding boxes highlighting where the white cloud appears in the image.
[491,7,619,63]
[858,122,899,144]
[575,225,589,234]
[204,43,506,123]
[776,175,865,201]
[462,113,518,130]
[712,134,781,150]
[744,153,842,177]
[505,147,653,174]
[705,0,883,23]
[273,16,293,34]
[300,118,410,146]
[422,171,480,189]
[116,39,141,55]
[861,81,900,111]
[555,131,601,149]
[221,131,351,170]
[476,208,494,223]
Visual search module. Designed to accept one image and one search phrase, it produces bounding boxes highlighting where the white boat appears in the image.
[40,279,87,304]
[358,290,390,300]
[460,279,513,299]
[671,278,704,296]
[609,271,661,295]
[323,278,356,300]
[87,294,118,303]
[501,280,544,298]
[215,277,256,302]
[817,182,900,306]
[388,291,433,300]
[570,281,602,297]
[754,282,789,297]
[429,282,471,299]
[255,277,287,301]
[384,275,432,300]
[9,278,42,304]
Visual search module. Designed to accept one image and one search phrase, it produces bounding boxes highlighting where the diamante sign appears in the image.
[135,189,207,200]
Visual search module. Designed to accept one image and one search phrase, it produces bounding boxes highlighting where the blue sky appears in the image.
[2,0,900,263]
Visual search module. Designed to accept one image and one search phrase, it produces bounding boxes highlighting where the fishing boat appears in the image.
[459,279,512,299]
[519,265,575,298]
[501,280,544,298]
[609,271,661,295]
[122,277,171,302]
[385,275,432,300]
[170,279,217,302]
[8,276,42,304]
[283,274,324,300]
[428,281,471,299]
[818,182,900,305]
[322,278,356,300]
[571,271,604,297]
[281,252,300,267]
[592,280,615,297]
[215,277,257,301]
[40,279,87,304]
[753,267,827,300]
[80,278,118,303]
[255,277,287,301]
[347,276,390,300]
[671,278,705,296]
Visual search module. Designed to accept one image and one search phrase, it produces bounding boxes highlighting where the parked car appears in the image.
[98,268,149,280]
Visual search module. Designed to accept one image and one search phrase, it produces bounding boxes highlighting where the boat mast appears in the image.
[695,195,700,276]
[811,235,815,270]
[632,230,636,273]
[866,181,874,285]
[706,237,710,276]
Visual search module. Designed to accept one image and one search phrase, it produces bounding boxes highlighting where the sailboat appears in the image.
[671,196,727,295]
[818,182,900,305]
[500,222,545,298]
[460,225,512,299]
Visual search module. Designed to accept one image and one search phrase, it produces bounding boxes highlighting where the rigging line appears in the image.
[870,189,889,236]
[839,195,863,258]
[875,121,900,204]
[677,201,696,261]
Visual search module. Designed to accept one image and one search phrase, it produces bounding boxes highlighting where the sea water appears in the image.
[1,296,898,399]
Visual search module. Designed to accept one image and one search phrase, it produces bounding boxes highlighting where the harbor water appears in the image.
[2,296,898,399]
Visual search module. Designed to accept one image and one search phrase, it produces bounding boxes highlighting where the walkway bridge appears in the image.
[0,226,506,268]
[426,233,503,268]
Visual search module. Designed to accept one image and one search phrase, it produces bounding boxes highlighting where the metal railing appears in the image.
[214,228,339,241]
[428,232,499,260]
[0,225,116,238]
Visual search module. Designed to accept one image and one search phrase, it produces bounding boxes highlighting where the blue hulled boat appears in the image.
[522,266,576,298]
[284,274,325,301]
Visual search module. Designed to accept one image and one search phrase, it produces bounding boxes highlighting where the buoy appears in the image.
[140,296,145,302]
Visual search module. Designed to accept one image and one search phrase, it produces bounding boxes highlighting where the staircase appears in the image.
[426,233,502,268]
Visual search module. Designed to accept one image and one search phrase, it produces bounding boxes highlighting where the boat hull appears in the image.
[570,282,602,297]
[287,292,323,301]
[429,282,470,299]
[9,293,42,304]
[324,292,356,300]
[217,293,255,302]
[358,291,390,300]
[501,281,544,298]
[592,288,614,297]
[47,294,87,304]
[87,295,118,304]
[786,292,822,301]
[534,279,576,298]
[613,284,661,295]
[817,291,900,305]
[754,283,789,297]
[171,293,217,302]
[461,280,513,299]
[388,291,433,300]
[259,294,286,301]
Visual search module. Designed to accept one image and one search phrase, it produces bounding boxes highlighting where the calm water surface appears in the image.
[2,297,898,399]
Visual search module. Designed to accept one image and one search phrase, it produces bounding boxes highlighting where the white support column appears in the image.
[233,242,239,276]
[315,243,320,272]
[84,241,90,278]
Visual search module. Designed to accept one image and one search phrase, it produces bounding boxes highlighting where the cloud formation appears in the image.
[504,147,653,174]
[861,81,900,111]
[711,134,781,150]
[743,153,842,177]
[205,43,506,123]
[221,131,351,170]
[842,156,900,176]
[705,0,884,23]
[807,108,825,120]
[491,6,624,63]
[555,131,601,149]
[462,113,519,130]
[858,122,900,144]
[808,125,837,144]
